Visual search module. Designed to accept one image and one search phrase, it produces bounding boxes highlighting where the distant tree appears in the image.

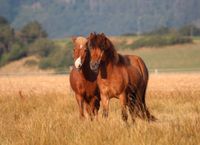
[146,26,171,35]
[0,16,9,25]
[0,16,14,56]
[178,24,200,36]
[20,21,47,44]
[0,40,27,66]
[28,38,55,57]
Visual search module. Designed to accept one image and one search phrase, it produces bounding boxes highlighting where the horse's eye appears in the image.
[87,43,92,49]
[90,46,94,50]
[101,44,104,49]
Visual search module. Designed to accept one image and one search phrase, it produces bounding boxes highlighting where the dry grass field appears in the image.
[0,73,200,145]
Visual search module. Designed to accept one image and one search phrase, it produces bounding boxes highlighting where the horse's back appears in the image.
[112,54,144,89]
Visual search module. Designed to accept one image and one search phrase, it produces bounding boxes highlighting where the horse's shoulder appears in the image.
[70,68,84,83]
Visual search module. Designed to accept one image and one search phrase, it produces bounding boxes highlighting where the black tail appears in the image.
[127,86,157,122]
[136,57,157,121]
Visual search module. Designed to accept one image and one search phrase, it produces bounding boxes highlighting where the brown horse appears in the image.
[87,33,155,122]
[69,36,100,120]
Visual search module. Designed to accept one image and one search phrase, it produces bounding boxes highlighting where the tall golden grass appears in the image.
[0,73,200,145]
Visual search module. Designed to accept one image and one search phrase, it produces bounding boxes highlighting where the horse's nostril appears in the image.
[90,62,96,70]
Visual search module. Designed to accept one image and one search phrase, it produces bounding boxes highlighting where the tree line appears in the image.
[1,0,200,37]
[0,16,73,70]
[0,16,46,63]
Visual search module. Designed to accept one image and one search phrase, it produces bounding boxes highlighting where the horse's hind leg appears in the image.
[119,93,128,122]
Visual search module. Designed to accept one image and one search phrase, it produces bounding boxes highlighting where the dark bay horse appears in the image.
[87,33,156,122]
[69,36,100,120]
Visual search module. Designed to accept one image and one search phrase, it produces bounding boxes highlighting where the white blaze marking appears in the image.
[75,57,82,68]
[80,45,83,49]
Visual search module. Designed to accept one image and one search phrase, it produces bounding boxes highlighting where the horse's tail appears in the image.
[137,57,157,121]
[135,96,157,122]
[128,85,157,122]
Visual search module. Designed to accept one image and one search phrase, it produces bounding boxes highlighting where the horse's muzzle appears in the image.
[74,57,82,70]
[90,61,99,73]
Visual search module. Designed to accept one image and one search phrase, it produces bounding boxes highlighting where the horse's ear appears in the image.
[86,38,91,49]
[71,36,77,43]
[89,32,94,38]
[100,32,105,37]
[105,38,111,49]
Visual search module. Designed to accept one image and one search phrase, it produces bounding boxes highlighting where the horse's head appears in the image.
[72,36,88,70]
[87,32,117,72]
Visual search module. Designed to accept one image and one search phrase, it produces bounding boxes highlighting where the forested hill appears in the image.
[1,0,200,38]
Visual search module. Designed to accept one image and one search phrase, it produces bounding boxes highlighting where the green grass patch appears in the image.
[38,40,73,71]
[129,35,192,49]
[127,43,200,70]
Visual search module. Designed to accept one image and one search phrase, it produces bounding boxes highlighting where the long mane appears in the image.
[88,33,119,63]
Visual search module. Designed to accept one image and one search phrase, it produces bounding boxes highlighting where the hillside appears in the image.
[119,40,200,71]
[0,56,54,75]
[1,37,200,74]
[0,0,200,38]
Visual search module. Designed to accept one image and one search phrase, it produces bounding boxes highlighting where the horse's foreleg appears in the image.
[119,93,128,122]
[101,95,109,118]
[90,96,100,120]
[75,94,85,119]
[85,97,97,121]
[85,102,93,119]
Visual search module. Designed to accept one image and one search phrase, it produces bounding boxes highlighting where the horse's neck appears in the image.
[105,53,119,68]
[81,56,97,81]
[82,62,91,74]
[100,53,126,79]
[99,60,114,79]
